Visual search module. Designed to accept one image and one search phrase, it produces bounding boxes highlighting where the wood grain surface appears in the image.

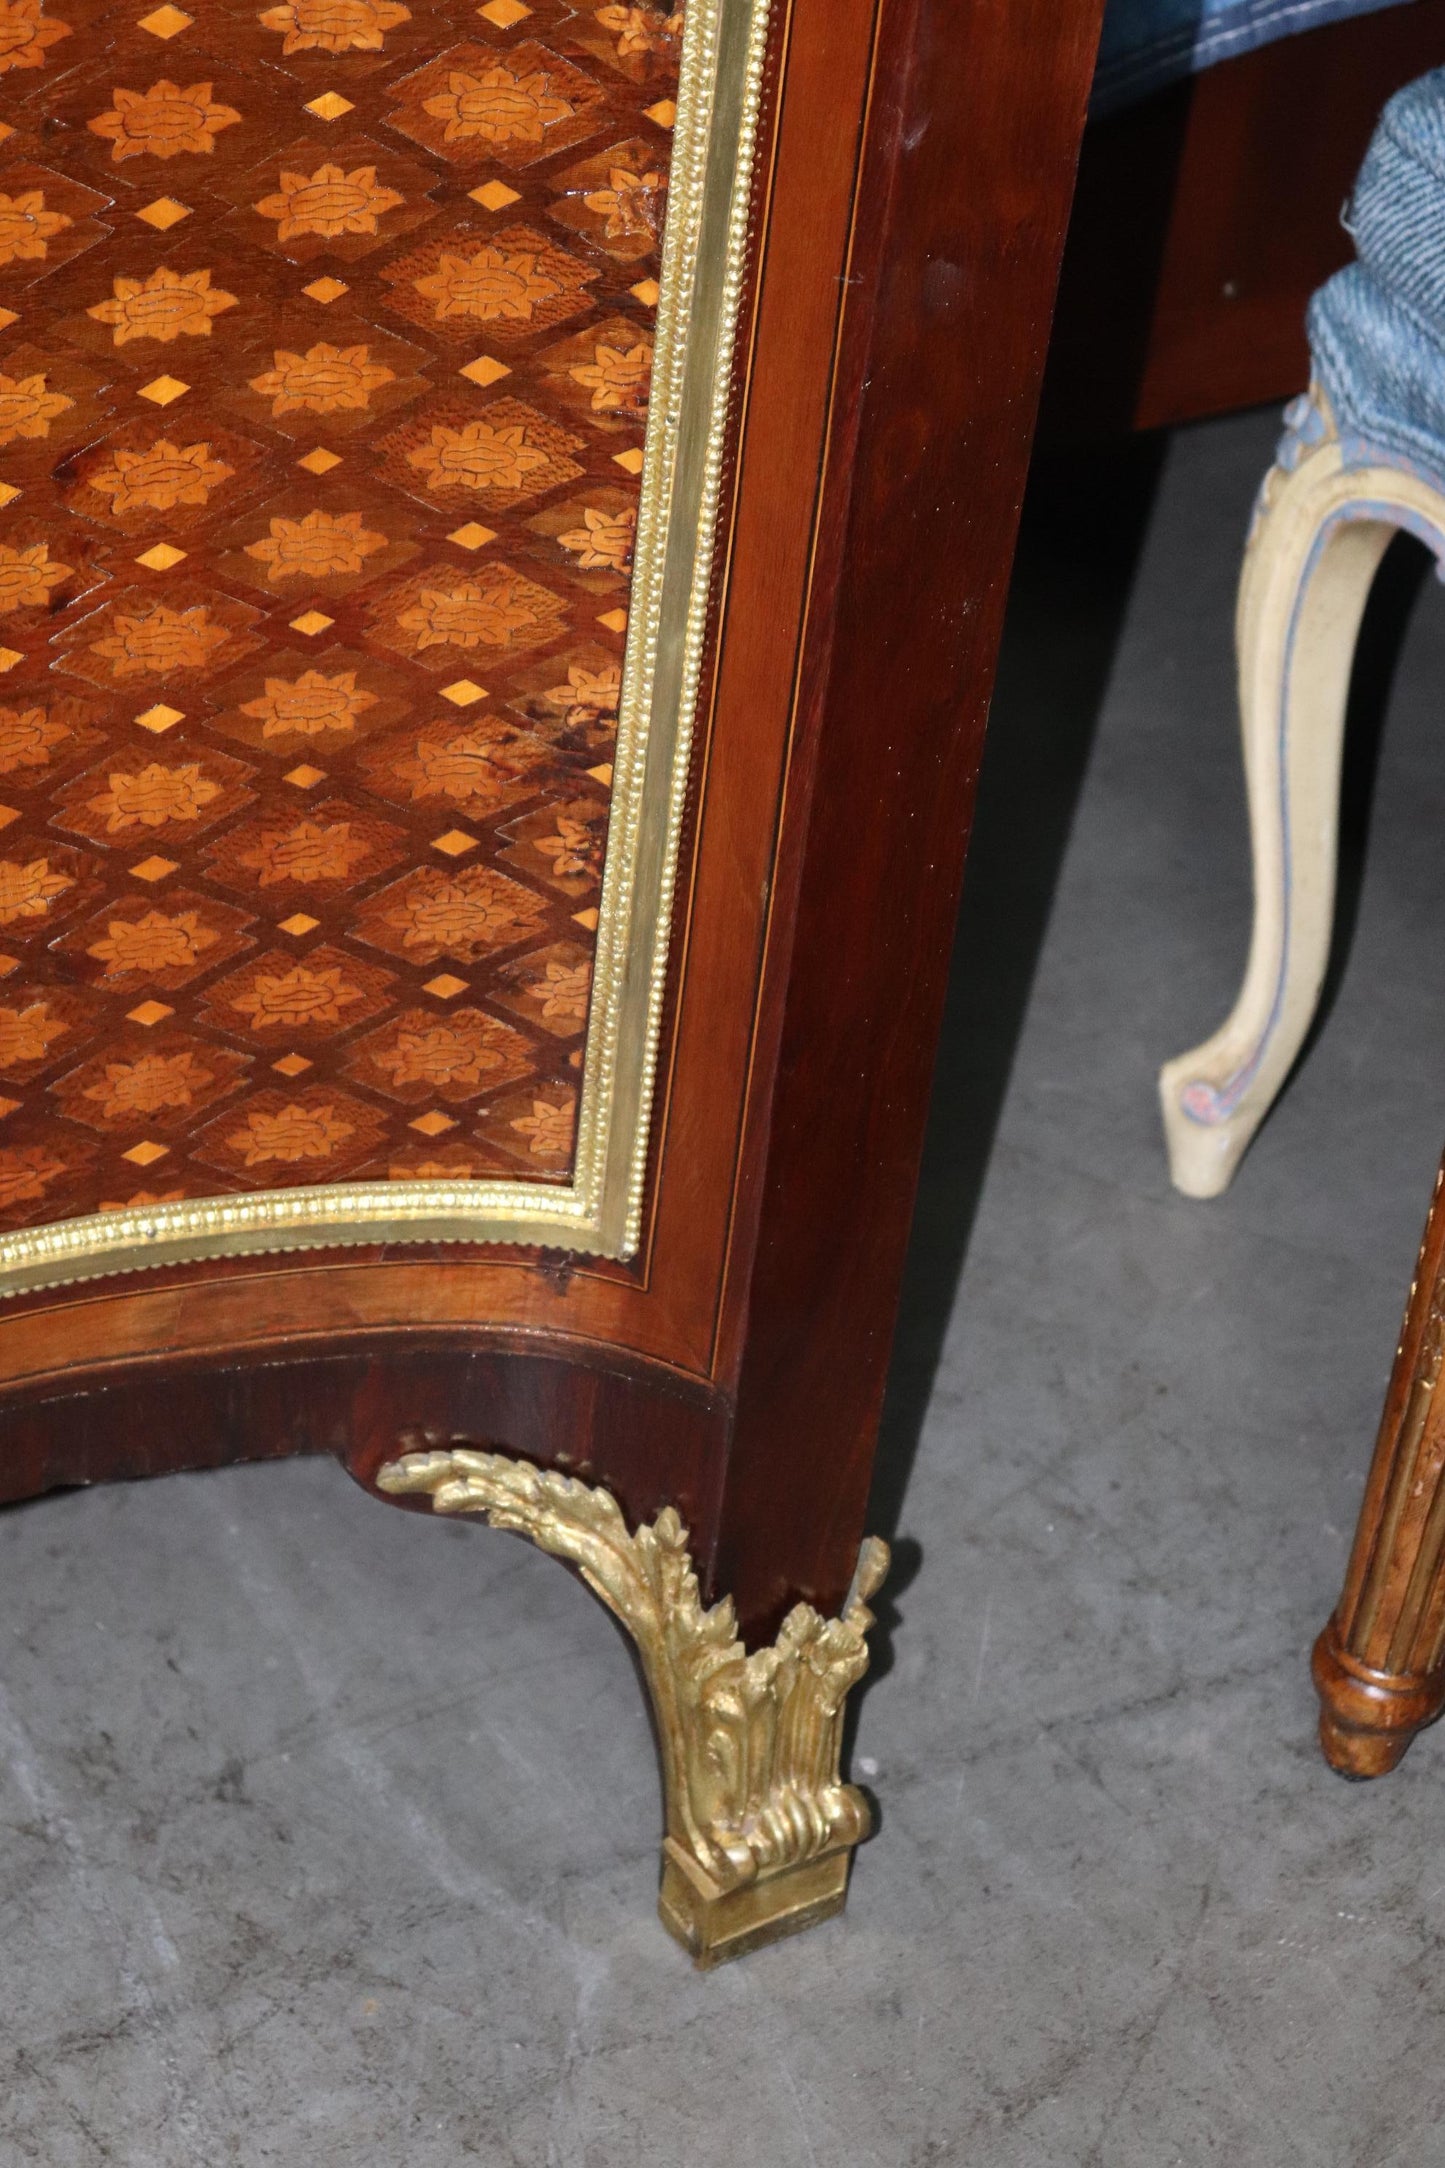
[0,0,1107,1640]
[0,0,686,1228]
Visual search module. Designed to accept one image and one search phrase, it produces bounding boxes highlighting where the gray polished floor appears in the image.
[6,405,1445,2166]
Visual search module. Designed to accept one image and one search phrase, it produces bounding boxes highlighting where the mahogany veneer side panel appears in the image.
[712,0,1108,1632]
[0,1338,727,1545]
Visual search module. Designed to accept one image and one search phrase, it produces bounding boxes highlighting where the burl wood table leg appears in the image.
[1315,1160,1445,1775]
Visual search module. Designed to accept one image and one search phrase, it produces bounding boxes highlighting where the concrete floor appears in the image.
[6,405,1445,2164]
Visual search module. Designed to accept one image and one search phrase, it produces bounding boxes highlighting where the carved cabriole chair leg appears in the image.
[376,1446,889,1968]
[1314,1162,1445,1776]
[1159,388,1445,1198]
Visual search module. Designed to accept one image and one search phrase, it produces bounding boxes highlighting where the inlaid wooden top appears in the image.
[0,0,679,1233]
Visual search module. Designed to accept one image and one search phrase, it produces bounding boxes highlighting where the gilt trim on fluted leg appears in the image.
[376,1444,889,1965]
[1315,1162,1445,1775]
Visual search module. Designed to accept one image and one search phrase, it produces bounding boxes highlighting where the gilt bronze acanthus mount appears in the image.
[377,1443,888,1965]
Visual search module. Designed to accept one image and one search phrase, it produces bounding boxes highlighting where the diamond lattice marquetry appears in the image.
[410,1109,456,1135]
[137,375,190,406]
[123,1140,169,1167]
[460,355,511,388]
[0,0,678,1231]
[136,198,191,231]
[139,5,193,37]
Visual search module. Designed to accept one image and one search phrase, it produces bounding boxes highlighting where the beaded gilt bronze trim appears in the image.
[0,0,766,1292]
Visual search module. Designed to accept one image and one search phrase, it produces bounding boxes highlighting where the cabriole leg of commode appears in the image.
[376,1444,888,1967]
[1160,392,1408,1198]
[1315,1159,1445,1777]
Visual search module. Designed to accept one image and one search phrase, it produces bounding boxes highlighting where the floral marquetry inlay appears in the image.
[87,441,235,515]
[86,604,234,678]
[0,0,707,1254]
[259,0,412,55]
[0,372,73,441]
[250,343,395,415]
[255,163,405,241]
[0,544,69,609]
[244,509,389,581]
[87,909,217,977]
[394,227,598,336]
[569,336,651,413]
[387,565,570,655]
[0,708,74,771]
[0,191,70,263]
[241,670,378,739]
[88,81,244,163]
[87,268,238,347]
[0,859,72,920]
[431,65,575,144]
[0,0,71,75]
[86,763,224,834]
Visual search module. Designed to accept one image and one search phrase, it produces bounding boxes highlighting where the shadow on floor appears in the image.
[1295,529,1434,1076]
[864,431,1168,1551]
[865,438,1437,1570]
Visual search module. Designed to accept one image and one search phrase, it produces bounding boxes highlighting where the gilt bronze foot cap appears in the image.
[659,1842,852,1968]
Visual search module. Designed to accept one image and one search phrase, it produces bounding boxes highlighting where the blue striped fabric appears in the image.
[1309,68,1445,491]
[1093,0,1417,115]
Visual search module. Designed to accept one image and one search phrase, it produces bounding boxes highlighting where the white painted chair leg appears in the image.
[1160,391,1444,1197]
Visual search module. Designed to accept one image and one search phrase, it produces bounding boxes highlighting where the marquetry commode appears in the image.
[0,0,1103,1961]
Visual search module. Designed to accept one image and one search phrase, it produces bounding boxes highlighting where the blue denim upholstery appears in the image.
[1094,0,1415,115]
[1309,68,1445,490]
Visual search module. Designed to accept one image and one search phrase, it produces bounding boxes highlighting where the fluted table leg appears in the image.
[1315,1159,1445,1775]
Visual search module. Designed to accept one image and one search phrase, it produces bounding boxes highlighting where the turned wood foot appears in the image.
[1312,1618,1445,1776]
[1160,387,1445,1197]
[1314,1160,1445,1776]
[377,1443,889,1966]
